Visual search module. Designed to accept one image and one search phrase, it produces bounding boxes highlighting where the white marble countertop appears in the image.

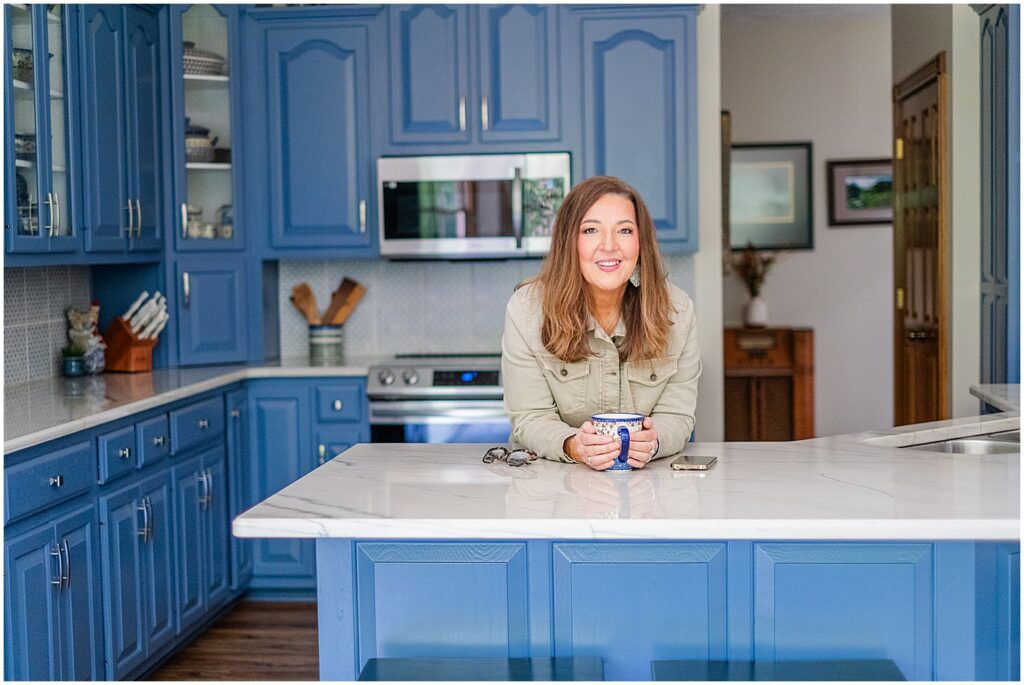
[970,383,1020,412]
[233,413,1020,541]
[4,357,383,454]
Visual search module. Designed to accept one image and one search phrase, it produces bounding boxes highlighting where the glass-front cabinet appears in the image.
[170,4,243,251]
[5,3,78,253]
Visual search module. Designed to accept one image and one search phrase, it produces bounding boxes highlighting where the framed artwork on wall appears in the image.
[826,158,894,225]
[729,142,813,250]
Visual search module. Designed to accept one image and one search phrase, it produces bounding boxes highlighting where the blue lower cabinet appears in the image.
[4,504,103,681]
[249,382,317,590]
[173,454,206,631]
[226,388,253,591]
[552,543,729,681]
[173,445,231,633]
[99,470,176,679]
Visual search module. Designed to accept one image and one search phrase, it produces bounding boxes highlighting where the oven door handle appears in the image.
[370,400,508,424]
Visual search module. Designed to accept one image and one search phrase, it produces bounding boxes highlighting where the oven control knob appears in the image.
[403,369,419,385]
[378,370,395,386]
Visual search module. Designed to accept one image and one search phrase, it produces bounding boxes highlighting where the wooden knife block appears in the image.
[103,317,158,373]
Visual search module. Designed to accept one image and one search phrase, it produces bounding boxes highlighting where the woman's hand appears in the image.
[571,421,620,471]
[626,417,659,469]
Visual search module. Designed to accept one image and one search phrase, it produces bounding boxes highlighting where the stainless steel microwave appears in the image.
[377,153,571,259]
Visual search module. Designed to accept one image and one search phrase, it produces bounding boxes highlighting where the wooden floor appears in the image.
[148,601,319,681]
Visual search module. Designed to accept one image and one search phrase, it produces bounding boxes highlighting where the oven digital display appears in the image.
[434,371,499,386]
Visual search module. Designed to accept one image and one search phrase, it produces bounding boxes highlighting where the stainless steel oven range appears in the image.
[368,353,510,444]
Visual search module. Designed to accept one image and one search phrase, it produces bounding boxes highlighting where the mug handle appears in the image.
[617,426,630,464]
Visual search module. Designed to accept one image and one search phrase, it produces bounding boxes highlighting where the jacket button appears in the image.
[560,368,567,376]
[650,373,657,381]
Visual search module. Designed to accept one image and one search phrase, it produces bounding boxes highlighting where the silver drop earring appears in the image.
[629,264,641,287]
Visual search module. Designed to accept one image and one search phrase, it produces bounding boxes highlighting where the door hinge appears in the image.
[895,137,904,160]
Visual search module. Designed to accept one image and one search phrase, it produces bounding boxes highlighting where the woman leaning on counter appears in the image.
[502,175,701,470]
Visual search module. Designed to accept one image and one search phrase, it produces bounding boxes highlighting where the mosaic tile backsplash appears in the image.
[278,256,696,359]
[5,266,93,385]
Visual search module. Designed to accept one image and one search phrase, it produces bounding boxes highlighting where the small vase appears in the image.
[62,356,85,378]
[743,296,768,328]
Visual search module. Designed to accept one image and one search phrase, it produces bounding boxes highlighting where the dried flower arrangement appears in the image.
[731,242,777,298]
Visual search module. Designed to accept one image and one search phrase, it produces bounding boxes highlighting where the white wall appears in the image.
[721,7,894,435]
[694,4,724,441]
[891,4,982,418]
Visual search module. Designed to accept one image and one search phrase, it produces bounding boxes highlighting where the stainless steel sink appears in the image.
[906,436,1020,454]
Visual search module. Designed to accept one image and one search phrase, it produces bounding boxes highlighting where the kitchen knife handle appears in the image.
[127,198,135,236]
[182,272,191,307]
[181,202,188,239]
[458,96,466,132]
[481,96,489,131]
[45,192,54,236]
[359,199,366,234]
[135,199,142,237]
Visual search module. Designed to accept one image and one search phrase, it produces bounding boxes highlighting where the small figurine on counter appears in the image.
[66,301,106,374]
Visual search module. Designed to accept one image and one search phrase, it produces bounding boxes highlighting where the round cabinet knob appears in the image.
[402,369,419,385]
[378,370,395,386]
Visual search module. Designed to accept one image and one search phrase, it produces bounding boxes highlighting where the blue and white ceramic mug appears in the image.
[592,413,644,471]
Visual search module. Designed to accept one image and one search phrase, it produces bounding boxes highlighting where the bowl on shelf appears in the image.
[182,42,226,76]
[12,48,33,81]
[14,133,37,159]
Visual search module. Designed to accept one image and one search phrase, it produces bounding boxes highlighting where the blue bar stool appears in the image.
[359,657,604,681]
[651,659,905,681]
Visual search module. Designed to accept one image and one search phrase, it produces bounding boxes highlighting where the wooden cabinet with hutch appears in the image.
[724,327,814,441]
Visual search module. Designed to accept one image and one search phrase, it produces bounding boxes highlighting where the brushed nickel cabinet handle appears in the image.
[60,539,70,591]
[183,272,191,307]
[205,468,214,507]
[359,199,366,234]
[458,96,466,132]
[152,435,166,446]
[51,545,63,589]
[180,202,188,239]
[333,399,344,411]
[481,96,489,130]
[53,192,61,236]
[145,497,154,542]
[127,198,135,235]
[119,447,132,459]
[319,443,326,465]
[231,408,241,418]
[135,198,142,236]
[49,475,64,488]
[197,471,210,509]
[198,419,209,429]
[137,501,149,540]
[45,192,55,236]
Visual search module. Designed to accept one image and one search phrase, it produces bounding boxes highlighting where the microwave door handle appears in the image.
[511,166,523,248]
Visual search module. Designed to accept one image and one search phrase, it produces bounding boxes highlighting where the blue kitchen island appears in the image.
[233,413,1020,681]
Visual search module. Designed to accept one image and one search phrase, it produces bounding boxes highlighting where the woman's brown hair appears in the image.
[519,176,675,363]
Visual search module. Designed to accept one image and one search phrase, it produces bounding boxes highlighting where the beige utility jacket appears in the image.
[501,281,701,463]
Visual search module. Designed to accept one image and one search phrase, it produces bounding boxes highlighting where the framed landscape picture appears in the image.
[729,142,813,250]
[826,158,893,226]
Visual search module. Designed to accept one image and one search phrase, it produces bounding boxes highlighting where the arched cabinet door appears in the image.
[388,5,471,144]
[264,24,372,249]
[572,6,699,251]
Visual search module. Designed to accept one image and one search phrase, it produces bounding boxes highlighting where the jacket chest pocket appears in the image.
[539,355,590,414]
[626,357,679,415]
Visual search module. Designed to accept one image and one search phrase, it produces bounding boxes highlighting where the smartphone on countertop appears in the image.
[670,454,717,471]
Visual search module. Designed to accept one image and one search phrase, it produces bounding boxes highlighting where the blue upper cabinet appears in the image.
[5,4,81,255]
[475,5,560,143]
[243,8,379,256]
[174,254,249,365]
[388,5,471,145]
[79,4,162,255]
[567,5,699,252]
[385,4,560,149]
[169,5,245,252]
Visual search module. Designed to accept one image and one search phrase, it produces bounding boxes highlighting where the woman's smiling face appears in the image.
[576,193,640,298]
